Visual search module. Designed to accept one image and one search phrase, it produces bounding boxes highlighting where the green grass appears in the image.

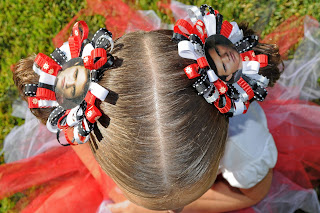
[0,0,319,211]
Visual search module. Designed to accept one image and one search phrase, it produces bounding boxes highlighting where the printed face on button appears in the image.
[204,35,242,84]
[55,58,90,109]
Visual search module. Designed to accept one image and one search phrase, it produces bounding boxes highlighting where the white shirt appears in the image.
[219,102,278,189]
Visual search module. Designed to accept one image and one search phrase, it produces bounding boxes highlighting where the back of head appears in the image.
[12,30,228,210]
[91,30,228,209]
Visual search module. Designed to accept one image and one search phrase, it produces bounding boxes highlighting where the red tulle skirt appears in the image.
[1,87,319,213]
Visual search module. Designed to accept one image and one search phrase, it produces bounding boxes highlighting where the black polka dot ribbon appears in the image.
[172,4,271,117]
[24,84,38,97]
[30,21,115,146]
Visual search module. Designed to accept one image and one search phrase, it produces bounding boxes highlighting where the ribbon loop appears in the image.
[184,64,200,79]
[86,105,102,123]
[173,4,270,117]
[72,21,89,45]
[214,94,232,113]
[30,21,115,145]
[203,14,216,36]
[50,48,68,66]
[174,19,193,39]
[92,28,114,51]
[187,6,204,24]
[192,20,207,43]
[24,84,38,97]
[34,53,61,76]
[91,48,108,70]
[220,21,233,38]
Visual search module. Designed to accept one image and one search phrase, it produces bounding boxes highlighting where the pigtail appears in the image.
[239,22,283,87]
[12,55,53,124]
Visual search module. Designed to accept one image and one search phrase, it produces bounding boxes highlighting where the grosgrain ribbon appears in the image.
[34,53,61,76]
[28,97,58,108]
[28,21,115,145]
[53,82,109,145]
[220,21,233,38]
[184,64,200,79]
[193,20,207,43]
[173,4,271,117]
[174,19,193,38]
[69,21,89,58]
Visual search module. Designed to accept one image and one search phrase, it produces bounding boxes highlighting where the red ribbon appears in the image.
[184,64,200,79]
[184,57,208,79]
[84,48,108,70]
[56,110,78,145]
[214,94,232,114]
[57,110,71,130]
[64,127,78,145]
[257,54,268,67]
[196,57,208,69]
[237,77,254,100]
[192,20,207,43]
[84,91,102,123]
[174,19,193,38]
[85,90,96,105]
[73,21,89,43]
[28,97,40,108]
[240,50,257,61]
[220,21,233,38]
[85,105,102,123]
[69,21,89,58]
[36,88,56,100]
[240,51,269,68]
[34,53,61,76]
[213,79,228,95]
[69,36,81,59]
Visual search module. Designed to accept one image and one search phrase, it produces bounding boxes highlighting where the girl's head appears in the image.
[90,30,229,210]
[13,23,282,210]
[13,30,228,210]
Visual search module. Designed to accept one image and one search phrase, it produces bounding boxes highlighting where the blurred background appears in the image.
[0,0,319,211]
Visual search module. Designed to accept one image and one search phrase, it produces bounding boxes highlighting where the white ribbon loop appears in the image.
[229,22,244,44]
[242,61,260,74]
[67,106,81,127]
[204,85,219,104]
[89,82,109,101]
[187,7,203,24]
[33,64,56,86]
[81,43,95,58]
[46,119,59,133]
[245,74,270,87]
[59,42,72,61]
[207,69,219,82]
[232,83,249,102]
[178,40,203,60]
[233,99,245,116]
[203,14,216,36]
[98,34,114,52]
[38,100,59,108]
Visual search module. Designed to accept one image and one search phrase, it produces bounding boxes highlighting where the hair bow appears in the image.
[25,21,114,145]
[173,4,269,117]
